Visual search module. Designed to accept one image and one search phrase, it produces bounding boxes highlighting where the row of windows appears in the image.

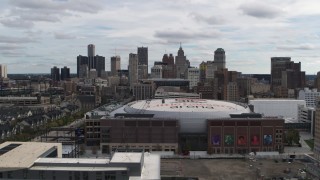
[275,129,283,133]
[110,145,176,152]
[86,122,100,126]
[86,134,100,138]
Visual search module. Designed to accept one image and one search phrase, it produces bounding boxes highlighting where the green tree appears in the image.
[285,129,300,146]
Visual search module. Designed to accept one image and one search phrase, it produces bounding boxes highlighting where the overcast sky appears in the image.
[0,0,320,74]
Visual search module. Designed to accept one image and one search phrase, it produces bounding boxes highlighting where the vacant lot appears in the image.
[161,158,305,180]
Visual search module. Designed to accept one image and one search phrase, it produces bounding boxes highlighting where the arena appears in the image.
[86,98,284,153]
[122,98,251,133]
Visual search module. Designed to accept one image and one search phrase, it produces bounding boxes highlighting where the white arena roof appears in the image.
[118,98,251,133]
[126,98,248,113]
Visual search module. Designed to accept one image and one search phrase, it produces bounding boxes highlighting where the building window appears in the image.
[83,172,88,180]
[7,172,12,179]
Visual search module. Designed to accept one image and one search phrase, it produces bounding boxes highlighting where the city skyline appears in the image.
[0,0,319,74]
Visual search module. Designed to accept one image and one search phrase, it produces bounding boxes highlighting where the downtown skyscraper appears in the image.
[111,56,121,76]
[137,47,148,80]
[175,45,189,79]
[128,53,138,88]
[77,44,105,78]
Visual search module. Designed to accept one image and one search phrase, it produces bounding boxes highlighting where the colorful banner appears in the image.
[251,135,260,145]
[225,135,234,145]
[237,135,246,145]
[212,135,220,145]
[263,135,272,145]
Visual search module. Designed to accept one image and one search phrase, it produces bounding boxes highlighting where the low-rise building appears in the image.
[0,96,50,105]
[0,141,160,180]
[85,118,179,154]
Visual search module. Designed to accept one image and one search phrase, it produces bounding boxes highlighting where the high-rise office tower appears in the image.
[137,47,148,79]
[77,55,88,78]
[61,66,70,81]
[128,53,138,88]
[111,56,121,76]
[214,48,226,70]
[271,57,291,91]
[88,44,95,70]
[88,44,96,70]
[88,44,95,57]
[77,44,105,78]
[94,55,105,77]
[162,54,175,78]
[175,45,189,79]
[271,57,305,93]
[137,47,148,66]
[0,64,7,78]
[51,66,60,81]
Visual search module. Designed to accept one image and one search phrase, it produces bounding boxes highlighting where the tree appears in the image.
[285,129,300,146]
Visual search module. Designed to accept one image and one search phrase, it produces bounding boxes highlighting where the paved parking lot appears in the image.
[161,158,306,180]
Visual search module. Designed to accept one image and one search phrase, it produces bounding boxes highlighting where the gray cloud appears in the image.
[189,12,224,25]
[0,35,37,44]
[154,30,221,42]
[17,10,60,22]
[10,0,104,14]
[54,32,76,40]
[0,50,27,57]
[0,18,34,28]
[1,0,105,29]
[0,44,25,50]
[239,3,283,18]
[277,44,316,51]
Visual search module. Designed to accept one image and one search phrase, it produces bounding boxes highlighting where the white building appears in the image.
[206,61,217,79]
[186,67,200,90]
[298,88,320,107]
[0,64,7,78]
[298,105,315,136]
[249,99,306,122]
[0,141,160,180]
[227,82,239,101]
[151,65,163,79]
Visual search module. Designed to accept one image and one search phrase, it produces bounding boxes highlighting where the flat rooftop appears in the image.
[111,152,142,163]
[0,142,62,171]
